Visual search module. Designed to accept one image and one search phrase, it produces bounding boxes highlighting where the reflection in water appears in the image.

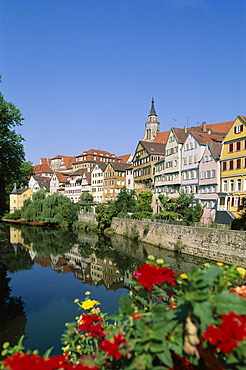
[1,224,214,355]
[0,226,27,356]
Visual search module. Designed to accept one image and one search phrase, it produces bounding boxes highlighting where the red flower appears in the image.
[78,313,105,338]
[203,312,246,354]
[132,263,177,291]
[2,352,97,370]
[131,312,144,320]
[100,333,126,360]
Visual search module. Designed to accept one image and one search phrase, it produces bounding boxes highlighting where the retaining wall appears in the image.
[111,218,246,267]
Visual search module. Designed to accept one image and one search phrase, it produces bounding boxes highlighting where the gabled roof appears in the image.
[172,127,189,144]
[106,162,130,172]
[207,142,223,160]
[140,141,165,155]
[82,172,92,184]
[153,130,170,144]
[33,163,53,174]
[32,176,51,191]
[54,172,68,182]
[92,163,107,172]
[191,131,225,145]
[117,154,132,163]
[76,149,116,158]
[239,115,246,123]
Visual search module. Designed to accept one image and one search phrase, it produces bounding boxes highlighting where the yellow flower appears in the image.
[180,273,188,279]
[74,299,79,303]
[156,258,164,264]
[85,291,91,295]
[76,345,82,350]
[148,255,155,261]
[81,299,99,310]
[216,262,224,266]
[236,267,246,277]
[62,345,70,352]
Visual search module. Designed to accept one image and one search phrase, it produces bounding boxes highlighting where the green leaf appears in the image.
[213,291,246,315]
[203,265,221,284]
[119,294,134,315]
[193,301,215,331]
[149,343,164,353]
[156,347,173,368]
[43,347,54,358]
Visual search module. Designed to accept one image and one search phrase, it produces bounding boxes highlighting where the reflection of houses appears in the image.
[64,247,125,290]
[9,186,32,213]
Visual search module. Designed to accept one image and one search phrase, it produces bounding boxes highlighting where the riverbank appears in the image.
[1,219,60,228]
[111,217,246,267]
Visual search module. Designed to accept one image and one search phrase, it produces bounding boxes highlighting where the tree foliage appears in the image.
[0,93,26,216]
[78,191,94,212]
[113,187,136,216]
[133,190,153,219]
[21,191,79,227]
[158,192,203,225]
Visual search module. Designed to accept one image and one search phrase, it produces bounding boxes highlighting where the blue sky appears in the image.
[1,0,246,165]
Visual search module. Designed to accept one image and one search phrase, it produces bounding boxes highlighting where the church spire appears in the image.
[143,98,160,141]
[149,97,157,117]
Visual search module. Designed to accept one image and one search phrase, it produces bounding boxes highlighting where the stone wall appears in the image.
[78,213,97,222]
[111,218,246,267]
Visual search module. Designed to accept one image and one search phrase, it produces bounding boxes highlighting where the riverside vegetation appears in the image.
[1,256,246,370]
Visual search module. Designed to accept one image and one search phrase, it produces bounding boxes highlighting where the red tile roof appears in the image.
[153,131,170,144]
[117,154,132,163]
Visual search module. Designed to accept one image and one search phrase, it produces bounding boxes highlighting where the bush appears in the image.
[1,258,246,369]
[2,209,21,220]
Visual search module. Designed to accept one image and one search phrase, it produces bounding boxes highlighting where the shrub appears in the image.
[1,259,246,369]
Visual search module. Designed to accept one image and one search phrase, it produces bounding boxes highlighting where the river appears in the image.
[0,224,216,357]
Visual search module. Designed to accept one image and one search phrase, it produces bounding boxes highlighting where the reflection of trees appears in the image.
[0,225,27,355]
[20,226,78,256]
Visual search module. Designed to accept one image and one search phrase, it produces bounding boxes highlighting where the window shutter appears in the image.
[231,197,234,207]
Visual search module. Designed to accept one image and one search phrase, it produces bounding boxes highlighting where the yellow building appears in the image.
[219,115,246,219]
[133,141,165,195]
[103,162,130,202]
[9,186,32,213]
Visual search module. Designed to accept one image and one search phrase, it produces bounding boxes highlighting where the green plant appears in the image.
[1,259,246,370]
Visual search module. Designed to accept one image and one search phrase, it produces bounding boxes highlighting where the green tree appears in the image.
[134,191,153,219]
[95,202,117,231]
[114,187,136,216]
[21,191,79,227]
[0,93,26,216]
[78,191,94,212]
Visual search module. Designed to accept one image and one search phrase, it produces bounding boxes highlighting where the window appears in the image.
[230,180,234,192]
[229,143,233,153]
[236,141,241,151]
[234,125,244,134]
[236,159,241,169]
[206,170,211,179]
[194,154,198,163]
[183,157,187,165]
[244,140,246,150]
[222,161,227,171]
[211,169,216,178]
[223,180,228,192]
[237,179,242,191]
[189,156,192,164]
[229,160,234,170]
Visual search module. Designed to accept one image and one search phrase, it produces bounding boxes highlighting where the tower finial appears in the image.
[149,97,157,116]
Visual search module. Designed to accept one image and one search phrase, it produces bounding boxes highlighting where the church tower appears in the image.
[143,98,160,141]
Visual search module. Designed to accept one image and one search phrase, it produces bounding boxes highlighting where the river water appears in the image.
[0,224,215,357]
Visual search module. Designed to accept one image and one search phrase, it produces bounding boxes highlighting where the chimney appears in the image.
[184,126,187,133]
[202,122,207,132]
